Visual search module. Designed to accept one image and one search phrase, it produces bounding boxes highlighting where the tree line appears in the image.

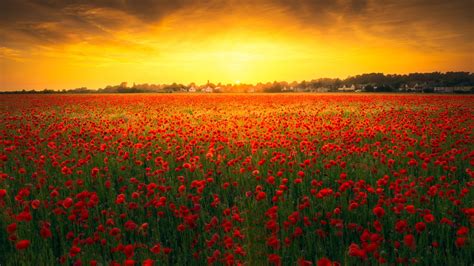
[2,72,473,94]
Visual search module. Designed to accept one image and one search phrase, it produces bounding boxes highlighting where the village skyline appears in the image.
[3,71,473,94]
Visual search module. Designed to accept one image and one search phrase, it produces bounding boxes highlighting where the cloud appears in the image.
[1,0,472,49]
[356,0,474,51]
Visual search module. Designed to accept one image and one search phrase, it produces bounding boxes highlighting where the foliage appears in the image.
[0,94,473,265]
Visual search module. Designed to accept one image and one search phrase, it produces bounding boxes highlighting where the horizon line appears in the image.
[1,71,473,92]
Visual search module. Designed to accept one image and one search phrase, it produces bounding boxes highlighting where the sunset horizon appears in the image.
[1,1,473,265]
[1,0,473,91]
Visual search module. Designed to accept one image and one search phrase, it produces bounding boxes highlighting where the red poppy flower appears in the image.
[317,257,333,266]
[372,206,385,218]
[415,222,426,233]
[403,234,416,249]
[142,259,154,266]
[62,197,73,209]
[455,237,466,247]
[0,189,7,199]
[268,254,281,266]
[150,244,161,254]
[457,226,468,236]
[7,223,17,234]
[424,214,435,223]
[256,191,266,201]
[16,240,30,250]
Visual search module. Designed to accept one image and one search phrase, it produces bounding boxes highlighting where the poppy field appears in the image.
[0,94,473,265]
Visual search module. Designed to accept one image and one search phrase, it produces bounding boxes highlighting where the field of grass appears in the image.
[0,94,473,265]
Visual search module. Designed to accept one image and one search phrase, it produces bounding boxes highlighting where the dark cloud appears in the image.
[29,0,191,22]
[357,0,474,51]
[0,0,107,47]
[275,0,369,14]
[0,0,472,51]
[0,0,206,48]
[350,0,368,13]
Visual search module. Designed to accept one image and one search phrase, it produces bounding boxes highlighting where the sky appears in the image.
[0,0,473,90]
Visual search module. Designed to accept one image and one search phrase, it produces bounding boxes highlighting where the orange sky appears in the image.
[0,0,473,90]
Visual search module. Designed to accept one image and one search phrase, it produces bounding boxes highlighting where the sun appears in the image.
[235,80,241,85]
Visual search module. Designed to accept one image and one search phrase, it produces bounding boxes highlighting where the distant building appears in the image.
[412,83,424,92]
[337,85,355,92]
[434,86,473,93]
[203,80,213,93]
[399,84,409,92]
[295,87,308,92]
[204,86,213,93]
[313,87,330,92]
[188,86,196,93]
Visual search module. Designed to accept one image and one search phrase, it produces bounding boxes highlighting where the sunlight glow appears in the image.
[0,2,472,90]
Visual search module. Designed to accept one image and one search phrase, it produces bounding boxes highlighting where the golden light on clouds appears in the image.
[0,0,473,90]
